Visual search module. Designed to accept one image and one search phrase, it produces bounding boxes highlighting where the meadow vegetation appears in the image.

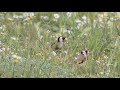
[0,12,120,78]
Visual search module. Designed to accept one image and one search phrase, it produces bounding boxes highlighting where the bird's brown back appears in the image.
[74,54,87,64]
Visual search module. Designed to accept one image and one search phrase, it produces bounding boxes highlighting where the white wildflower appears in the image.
[61,28,72,34]
[43,16,49,20]
[11,52,14,55]
[66,12,72,17]
[0,47,5,52]
[76,23,82,29]
[52,51,57,56]
[0,26,2,29]
[67,30,71,34]
[55,34,61,38]
[110,17,114,21]
[47,30,50,33]
[103,12,108,17]
[40,16,43,18]
[11,37,17,40]
[0,41,2,45]
[64,72,67,74]
[8,18,13,21]
[54,14,60,19]
[76,52,80,55]
[83,33,88,36]
[39,36,43,41]
[104,55,108,59]
[23,17,30,21]
[75,20,82,23]
[1,47,5,51]
[116,12,120,17]
[23,12,35,22]
[64,50,68,54]
[97,14,104,18]
[6,47,10,51]
[100,72,104,75]
[106,72,109,76]
[17,56,22,60]
[82,15,87,21]
[29,12,34,16]
[13,15,19,19]
[96,60,100,64]
[50,35,55,38]
[107,20,112,26]
[23,12,29,18]
[0,49,2,52]
[0,49,3,52]
[48,57,52,60]
[12,54,22,60]
[46,42,50,44]
[12,54,17,58]
[62,28,68,33]
[18,15,23,18]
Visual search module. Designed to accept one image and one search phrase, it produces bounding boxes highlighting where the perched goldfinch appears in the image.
[73,50,89,64]
[51,36,65,51]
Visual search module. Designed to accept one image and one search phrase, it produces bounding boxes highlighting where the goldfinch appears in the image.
[51,36,65,51]
[73,50,89,64]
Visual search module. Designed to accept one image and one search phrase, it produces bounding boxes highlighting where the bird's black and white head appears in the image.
[81,50,88,57]
[58,36,65,42]
[51,36,65,50]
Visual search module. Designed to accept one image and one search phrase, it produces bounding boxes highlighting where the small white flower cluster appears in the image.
[13,14,23,19]
[23,12,35,19]
[54,14,60,19]
[11,37,17,41]
[60,27,72,34]
[99,69,110,76]
[0,41,2,45]
[52,51,57,56]
[23,12,35,23]
[0,25,6,31]
[11,53,22,63]
[0,47,5,53]
[0,40,5,53]
[8,18,14,21]
[100,72,104,75]
[64,50,68,54]
[66,12,72,18]
[46,30,50,33]
[75,16,87,29]
[12,12,35,25]
[97,13,109,24]
[53,13,60,21]
[116,12,120,18]
[76,23,83,29]
[12,54,22,60]
[0,40,10,53]
[82,15,87,23]
[41,16,49,20]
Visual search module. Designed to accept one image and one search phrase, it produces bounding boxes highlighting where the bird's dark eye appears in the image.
[63,37,65,40]
[85,50,88,54]
[81,51,83,54]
